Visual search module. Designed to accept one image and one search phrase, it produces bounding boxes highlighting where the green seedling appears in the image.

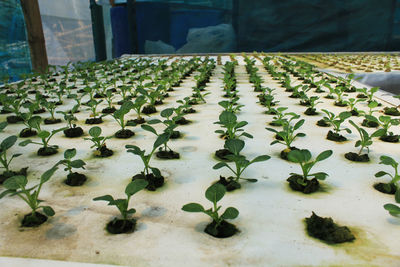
[288,149,332,185]
[177,96,194,114]
[0,167,58,226]
[182,183,239,237]
[321,110,352,135]
[131,95,147,123]
[375,155,400,195]
[270,107,292,126]
[125,130,168,187]
[0,135,21,173]
[259,94,279,114]
[349,120,382,155]
[333,86,348,106]
[143,116,178,157]
[56,148,86,176]
[4,95,25,117]
[85,99,103,119]
[191,85,210,104]
[68,94,82,112]
[213,139,270,186]
[112,101,135,131]
[266,115,306,150]
[93,179,148,232]
[357,87,379,102]
[19,116,66,155]
[344,98,365,115]
[84,126,112,153]
[365,115,400,138]
[104,89,116,110]
[218,98,244,114]
[214,111,253,140]
[42,100,59,122]
[0,134,26,184]
[57,105,80,129]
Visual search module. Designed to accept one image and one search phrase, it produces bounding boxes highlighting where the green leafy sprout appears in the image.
[93,179,148,221]
[213,139,270,184]
[0,167,58,219]
[288,149,333,185]
[182,183,239,235]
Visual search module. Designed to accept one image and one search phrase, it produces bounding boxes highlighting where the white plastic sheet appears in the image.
[38,0,95,65]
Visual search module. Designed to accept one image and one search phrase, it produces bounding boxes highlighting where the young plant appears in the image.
[214,111,253,140]
[303,96,322,115]
[219,98,244,114]
[344,98,365,116]
[0,135,27,184]
[321,110,352,141]
[361,101,380,128]
[125,130,169,190]
[0,167,58,227]
[182,183,239,238]
[85,99,104,124]
[269,107,293,126]
[345,120,382,162]
[84,126,113,157]
[213,139,270,191]
[259,94,279,114]
[57,105,84,137]
[357,87,379,103]
[191,85,210,104]
[93,179,148,234]
[144,116,179,159]
[19,103,39,137]
[374,155,400,196]
[56,148,87,186]
[177,96,195,114]
[266,115,306,159]
[42,100,61,124]
[102,89,116,114]
[19,116,66,156]
[129,95,147,124]
[333,86,348,106]
[111,101,135,138]
[287,149,332,194]
[371,115,400,142]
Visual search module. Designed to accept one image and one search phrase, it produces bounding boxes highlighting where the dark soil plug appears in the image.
[305,212,355,244]
[64,127,84,138]
[106,218,136,234]
[21,212,48,227]
[344,152,369,162]
[132,172,164,191]
[115,129,135,139]
[287,175,319,194]
[205,220,238,238]
[65,172,87,186]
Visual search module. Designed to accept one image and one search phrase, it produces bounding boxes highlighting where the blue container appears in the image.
[169,9,223,50]
[135,2,170,53]
[110,6,132,57]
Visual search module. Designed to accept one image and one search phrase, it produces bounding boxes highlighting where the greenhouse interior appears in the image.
[1,0,400,266]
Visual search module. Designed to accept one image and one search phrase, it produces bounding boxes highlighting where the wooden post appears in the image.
[20,0,48,73]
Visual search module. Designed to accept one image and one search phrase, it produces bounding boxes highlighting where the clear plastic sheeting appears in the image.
[0,0,31,82]
[38,0,95,65]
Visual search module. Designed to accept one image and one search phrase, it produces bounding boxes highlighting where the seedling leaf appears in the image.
[42,206,55,216]
[182,203,205,212]
[205,183,225,203]
[221,207,239,220]
[125,179,148,196]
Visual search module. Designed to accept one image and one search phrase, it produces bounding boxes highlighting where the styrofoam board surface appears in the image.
[0,57,399,266]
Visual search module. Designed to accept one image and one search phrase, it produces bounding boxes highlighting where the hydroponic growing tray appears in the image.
[0,54,399,267]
